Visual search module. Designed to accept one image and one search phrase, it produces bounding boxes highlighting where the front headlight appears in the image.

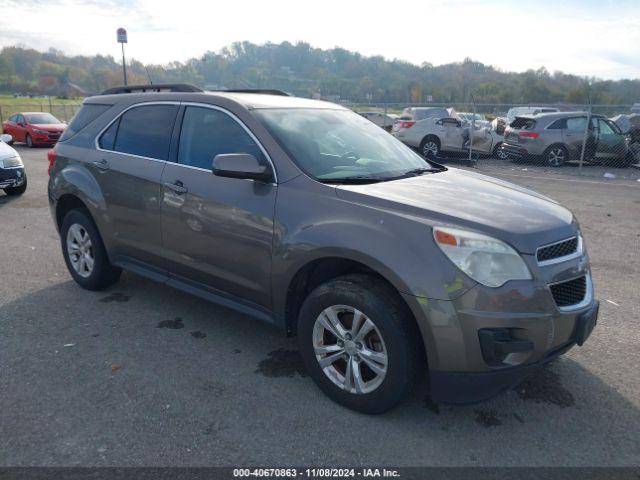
[0,156,23,169]
[433,227,531,287]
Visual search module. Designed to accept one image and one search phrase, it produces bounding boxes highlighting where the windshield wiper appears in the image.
[319,175,387,184]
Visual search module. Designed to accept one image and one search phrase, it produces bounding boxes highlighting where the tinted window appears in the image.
[17,115,24,124]
[178,106,264,170]
[9,115,17,122]
[60,103,111,142]
[547,119,566,129]
[566,117,587,131]
[99,118,119,150]
[113,105,178,160]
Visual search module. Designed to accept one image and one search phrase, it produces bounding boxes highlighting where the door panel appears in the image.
[94,103,179,266]
[160,105,276,309]
[594,119,624,160]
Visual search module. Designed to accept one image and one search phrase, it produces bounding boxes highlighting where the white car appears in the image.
[358,111,399,131]
[392,116,508,160]
[0,134,27,196]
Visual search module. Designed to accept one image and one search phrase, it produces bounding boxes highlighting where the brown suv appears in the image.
[48,85,598,413]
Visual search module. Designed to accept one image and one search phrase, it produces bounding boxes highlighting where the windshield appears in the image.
[25,113,61,124]
[255,108,437,182]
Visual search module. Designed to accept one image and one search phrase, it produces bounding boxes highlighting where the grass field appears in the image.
[0,95,82,122]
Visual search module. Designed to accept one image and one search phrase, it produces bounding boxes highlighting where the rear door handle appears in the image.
[164,181,188,194]
[93,159,110,171]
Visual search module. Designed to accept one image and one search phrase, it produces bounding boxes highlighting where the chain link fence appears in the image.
[0,102,82,124]
[348,102,640,179]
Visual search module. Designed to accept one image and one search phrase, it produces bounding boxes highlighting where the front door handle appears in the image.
[93,159,110,171]
[164,181,188,194]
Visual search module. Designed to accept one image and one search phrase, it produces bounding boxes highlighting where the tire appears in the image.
[3,176,27,196]
[419,136,440,159]
[60,209,122,290]
[297,274,424,414]
[544,145,568,167]
[494,142,509,160]
[25,134,33,148]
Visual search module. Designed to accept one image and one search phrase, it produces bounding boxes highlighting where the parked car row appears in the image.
[382,104,637,167]
[2,112,66,147]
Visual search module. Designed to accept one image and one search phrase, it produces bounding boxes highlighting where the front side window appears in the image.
[177,106,264,170]
[255,108,436,182]
[597,119,616,135]
[107,104,178,160]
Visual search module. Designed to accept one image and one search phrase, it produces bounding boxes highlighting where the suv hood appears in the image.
[334,168,575,254]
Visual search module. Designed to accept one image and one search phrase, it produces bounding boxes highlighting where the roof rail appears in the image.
[100,84,203,95]
[215,89,290,96]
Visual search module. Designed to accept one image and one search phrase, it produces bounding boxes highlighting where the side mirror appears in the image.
[0,133,13,144]
[212,153,272,182]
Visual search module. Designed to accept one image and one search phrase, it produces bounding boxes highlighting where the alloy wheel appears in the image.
[312,305,388,394]
[422,141,438,158]
[548,147,566,166]
[66,223,95,278]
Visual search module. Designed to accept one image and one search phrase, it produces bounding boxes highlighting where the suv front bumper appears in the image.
[428,300,598,403]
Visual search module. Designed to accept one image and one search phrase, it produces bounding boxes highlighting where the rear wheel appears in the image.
[60,209,121,290]
[297,274,423,414]
[25,134,33,148]
[544,145,568,167]
[420,136,440,159]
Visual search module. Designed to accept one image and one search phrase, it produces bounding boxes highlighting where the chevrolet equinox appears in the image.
[48,84,598,413]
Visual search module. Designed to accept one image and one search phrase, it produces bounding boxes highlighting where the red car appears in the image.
[2,112,66,147]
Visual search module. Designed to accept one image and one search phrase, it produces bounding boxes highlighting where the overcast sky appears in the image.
[1,0,639,79]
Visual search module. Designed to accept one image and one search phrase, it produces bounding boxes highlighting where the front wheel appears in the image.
[494,143,509,160]
[60,209,122,290]
[25,134,33,148]
[297,274,424,414]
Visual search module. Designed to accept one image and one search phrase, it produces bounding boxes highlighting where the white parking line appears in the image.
[478,170,640,188]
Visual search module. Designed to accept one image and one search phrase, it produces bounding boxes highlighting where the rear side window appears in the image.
[59,103,111,142]
[566,117,587,131]
[177,106,264,170]
[510,117,536,130]
[104,104,178,160]
[547,119,567,129]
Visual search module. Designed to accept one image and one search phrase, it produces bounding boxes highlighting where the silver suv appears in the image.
[48,85,599,413]
[501,112,632,167]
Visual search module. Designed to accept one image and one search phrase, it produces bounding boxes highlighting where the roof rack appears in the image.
[100,84,203,95]
[215,89,290,96]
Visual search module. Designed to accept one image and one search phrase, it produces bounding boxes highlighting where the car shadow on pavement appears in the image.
[1,274,638,466]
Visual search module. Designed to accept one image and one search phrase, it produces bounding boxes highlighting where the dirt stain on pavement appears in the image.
[513,367,574,408]
[100,293,131,303]
[191,330,206,339]
[255,348,308,378]
[157,317,184,329]
[475,410,501,428]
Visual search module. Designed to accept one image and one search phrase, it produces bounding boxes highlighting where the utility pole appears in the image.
[117,28,128,85]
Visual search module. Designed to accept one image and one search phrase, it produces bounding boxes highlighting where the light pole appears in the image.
[117,28,128,85]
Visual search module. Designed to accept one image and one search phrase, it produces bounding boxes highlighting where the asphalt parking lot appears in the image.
[1,145,639,467]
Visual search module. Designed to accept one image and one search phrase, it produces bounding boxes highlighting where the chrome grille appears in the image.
[550,276,587,307]
[537,236,578,264]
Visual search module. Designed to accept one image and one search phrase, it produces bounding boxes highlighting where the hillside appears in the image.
[1,41,639,105]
